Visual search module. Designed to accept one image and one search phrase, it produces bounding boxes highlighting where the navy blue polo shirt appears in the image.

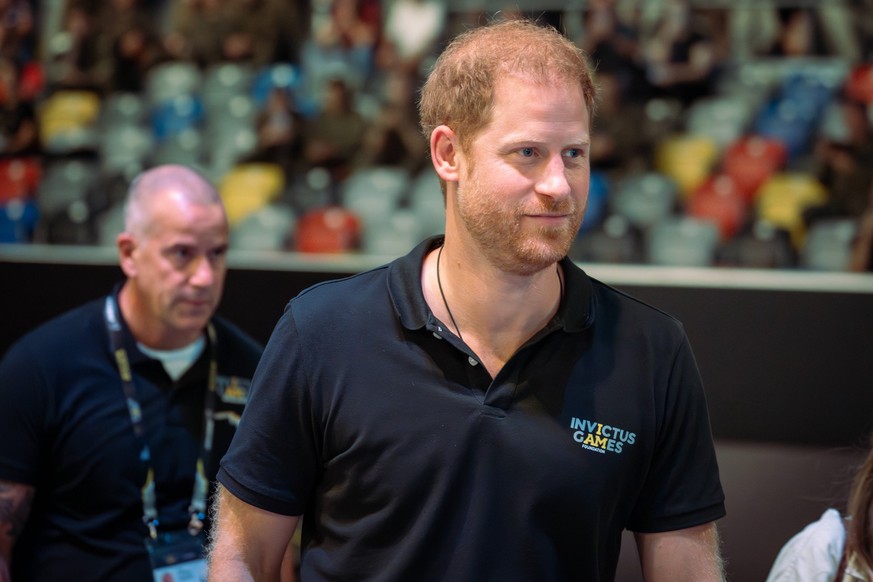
[219,236,725,581]
[0,292,263,581]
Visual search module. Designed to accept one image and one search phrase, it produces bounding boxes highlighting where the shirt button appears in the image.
[433,332,443,340]
[468,357,478,367]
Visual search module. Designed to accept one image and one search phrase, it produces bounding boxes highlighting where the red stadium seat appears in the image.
[687,173,748,241]
[295,205,361,253]
[0,157,41,204]
[722,136,788,203]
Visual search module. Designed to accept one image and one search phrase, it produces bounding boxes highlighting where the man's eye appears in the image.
[564,148,582,158]
[520,147,535,157]
[168,247,192,263]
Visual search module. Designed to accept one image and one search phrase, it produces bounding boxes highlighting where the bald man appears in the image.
[0,165,263,582]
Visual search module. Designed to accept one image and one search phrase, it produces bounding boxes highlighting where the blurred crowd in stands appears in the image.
[2,0,873,271]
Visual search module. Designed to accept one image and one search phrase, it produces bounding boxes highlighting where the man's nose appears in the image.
[536,154,572,199]
[189,255,216,286]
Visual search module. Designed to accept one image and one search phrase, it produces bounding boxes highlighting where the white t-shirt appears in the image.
[766,508,854,582]
[138,336,205,381]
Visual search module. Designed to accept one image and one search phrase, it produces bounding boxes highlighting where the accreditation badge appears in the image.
[145,530,207,582]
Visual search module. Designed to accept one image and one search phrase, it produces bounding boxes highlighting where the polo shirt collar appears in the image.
[387,236,595,333]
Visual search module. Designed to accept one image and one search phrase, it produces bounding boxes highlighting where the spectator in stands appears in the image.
[642,0,720,108]
[303,0,380,92]
[222,0,309,67]
[164,0,235,68]
[106,11,162,93]
[377,0,447,77]
[765,5,862,59]
[0,55,37,156]
[49,0,105,91]
[353,69,426,175]
[588,69,649,175]
[0,164,265,581]
[578,0,651,105]
[0,0,35,64]
[247,84,307,185]
[767,437,873,580]
[302,76,367,183]
[806,94,873,227]
[851,198,873,272]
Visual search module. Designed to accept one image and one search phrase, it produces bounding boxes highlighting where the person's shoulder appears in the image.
[4,297,105,358]
[282,264,394,331]
[588,276,685,333]
[766,508,846,582]
[293,264,391,307]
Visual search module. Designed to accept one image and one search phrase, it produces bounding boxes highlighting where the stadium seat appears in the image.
[36,158,101,245]
[755,172,829,248]
[149,128,205,168]
[218,162,285,227]
[753,95,819,160]
[610,172,678,230]
[570,214,643,264]
[0,157,41,204]
[800,218,858,271]
[646,216,719,267]
[361,208,422,256]
[653,134,719,199]
[294,204,361,253]
[687,173,748,241]
[341,166,410,234]
[717,220,797,269]
[845,62,873,104]
[685,96,754,151]
[203,62,255,113]
[17,61,45,102]
[145,60,202,106]
[230,202,296,251]
[252,63,301,107]
[722,136,788,203]
[100,92,147,129]
[99,123,154,176]
[150,94,205,142]
[0,198,40,243]
[204,94,257,143]
[408,168,445,239]
[580,170,609,233]
[778,70,841,117]
[36,158,98,220]
[39,90,102,154]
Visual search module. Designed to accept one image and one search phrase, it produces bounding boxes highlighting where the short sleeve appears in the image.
[627,333,726,532]
[217,303,319,516]
[0,340,49,484]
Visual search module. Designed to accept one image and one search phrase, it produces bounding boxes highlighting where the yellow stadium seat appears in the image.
[654,134,719,200]
[218,163,285,226]
[38,90,102,151]
[755,173,828,248]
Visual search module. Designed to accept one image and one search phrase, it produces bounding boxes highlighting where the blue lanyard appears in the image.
[104,295,217,539]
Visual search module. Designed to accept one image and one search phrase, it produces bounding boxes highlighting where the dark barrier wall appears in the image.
[2,251,873,447]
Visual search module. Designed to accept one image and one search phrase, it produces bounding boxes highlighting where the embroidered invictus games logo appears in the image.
[216,375,251,405]
[570,417,637,454]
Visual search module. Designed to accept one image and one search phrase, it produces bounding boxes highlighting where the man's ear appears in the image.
[117,233,137,278]
[430,125,461,184]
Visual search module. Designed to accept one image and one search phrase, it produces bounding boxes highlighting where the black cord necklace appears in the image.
[435,244,565,345]
[436,243,464,343]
